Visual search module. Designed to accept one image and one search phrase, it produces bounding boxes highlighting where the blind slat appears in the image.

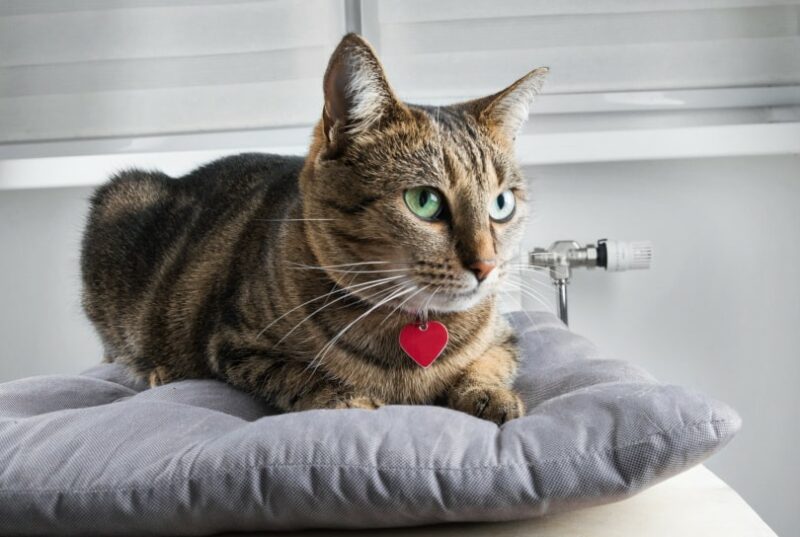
[384,37,800,97]
[0,0,340,67]
[0,0,251,17]
[0,79,324,143]
[375,0,800,24]
[379,6,797,55]
[1,47,328,98]
[2,0,797,145]
[370,0,800,115]
[0,0,345,143]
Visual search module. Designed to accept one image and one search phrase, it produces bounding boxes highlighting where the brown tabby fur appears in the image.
[81,34,547,424]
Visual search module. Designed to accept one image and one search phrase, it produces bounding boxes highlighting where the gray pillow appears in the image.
[0,312,739,536]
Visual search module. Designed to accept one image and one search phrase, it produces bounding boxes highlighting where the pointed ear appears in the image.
[467,67,549,142]
[322,33,405,152]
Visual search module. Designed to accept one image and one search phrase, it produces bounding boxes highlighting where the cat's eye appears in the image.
[404,187,444,221]
[489,190,516,223]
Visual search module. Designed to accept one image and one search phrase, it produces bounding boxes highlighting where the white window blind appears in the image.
[357,0,800,164]
[1,0,798,188]
[0,0,346,143]
[362,0,800,100]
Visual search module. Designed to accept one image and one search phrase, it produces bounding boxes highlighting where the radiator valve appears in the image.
[528,240,653,325]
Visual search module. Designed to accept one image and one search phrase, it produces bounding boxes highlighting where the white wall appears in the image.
[0,154,797,535]
[0,186,101,380]
[522,155,799,537]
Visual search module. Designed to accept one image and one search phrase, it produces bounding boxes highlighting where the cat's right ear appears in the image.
[321,33,407,155]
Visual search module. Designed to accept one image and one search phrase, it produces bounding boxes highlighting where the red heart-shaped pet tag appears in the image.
[399,321,449,368]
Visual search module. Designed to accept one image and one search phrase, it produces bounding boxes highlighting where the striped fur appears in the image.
[81,34,547,424]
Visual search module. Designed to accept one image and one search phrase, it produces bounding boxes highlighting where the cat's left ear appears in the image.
[466,67,549,143]
[321,33,408,154]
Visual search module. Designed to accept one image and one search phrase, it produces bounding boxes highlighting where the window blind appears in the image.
[1,0,797,159]
[0,0,346,143]
[362,0,800,105]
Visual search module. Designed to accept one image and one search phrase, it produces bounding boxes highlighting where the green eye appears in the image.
[489,190,516,222]
[404,187,444,221]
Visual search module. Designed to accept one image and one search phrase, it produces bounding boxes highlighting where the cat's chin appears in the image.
[430,293,489,313]
[399,288,492,314]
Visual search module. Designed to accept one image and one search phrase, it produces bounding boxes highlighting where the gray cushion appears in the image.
[0,312,740,536]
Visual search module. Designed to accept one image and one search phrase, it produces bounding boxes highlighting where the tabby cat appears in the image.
[81,34,547,424]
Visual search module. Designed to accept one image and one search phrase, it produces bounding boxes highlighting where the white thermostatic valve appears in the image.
[599,240,653,272]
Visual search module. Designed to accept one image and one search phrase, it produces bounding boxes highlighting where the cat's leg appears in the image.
[447,327,524,425]
[147,366,176,388]
[102,347,185,389]
[212,338,383,411]
[102,348,175,388]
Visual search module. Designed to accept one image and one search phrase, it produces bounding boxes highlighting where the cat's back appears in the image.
[81,152,304,358]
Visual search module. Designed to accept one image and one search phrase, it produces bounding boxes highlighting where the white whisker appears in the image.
[287,260,413,274]
[328,281,408,312]
[499,288,544,347]
[256,275,403,339]
[291,266,412,274]
[254,218,338,222]
[505,274,553,297]
[502,279,554,312]
[270,276,405,347]
[421,287,440,318]
[291,261,394,268]
[307,286,414,375]
[503,273,553,291]
[379,284,429,327]
[500,288,535,325]
[506,263,549,272]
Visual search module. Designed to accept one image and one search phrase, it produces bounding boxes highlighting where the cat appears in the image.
[81,33,547,424]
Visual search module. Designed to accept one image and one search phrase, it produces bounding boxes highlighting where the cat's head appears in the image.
[301,33,547,314]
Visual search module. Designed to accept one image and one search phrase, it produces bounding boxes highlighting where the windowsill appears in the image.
[1,120,798,191]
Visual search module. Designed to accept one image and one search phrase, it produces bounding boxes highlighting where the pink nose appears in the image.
[468,260,496,282]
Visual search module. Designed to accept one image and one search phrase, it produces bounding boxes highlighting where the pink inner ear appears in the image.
[323,58,351,132]
[399,321,449,368]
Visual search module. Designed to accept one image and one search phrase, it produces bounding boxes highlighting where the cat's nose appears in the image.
[468,260,496,282]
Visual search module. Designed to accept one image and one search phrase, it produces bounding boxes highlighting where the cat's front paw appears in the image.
[448,384,525,425]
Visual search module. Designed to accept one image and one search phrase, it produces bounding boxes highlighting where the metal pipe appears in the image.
[555,279,568,325]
